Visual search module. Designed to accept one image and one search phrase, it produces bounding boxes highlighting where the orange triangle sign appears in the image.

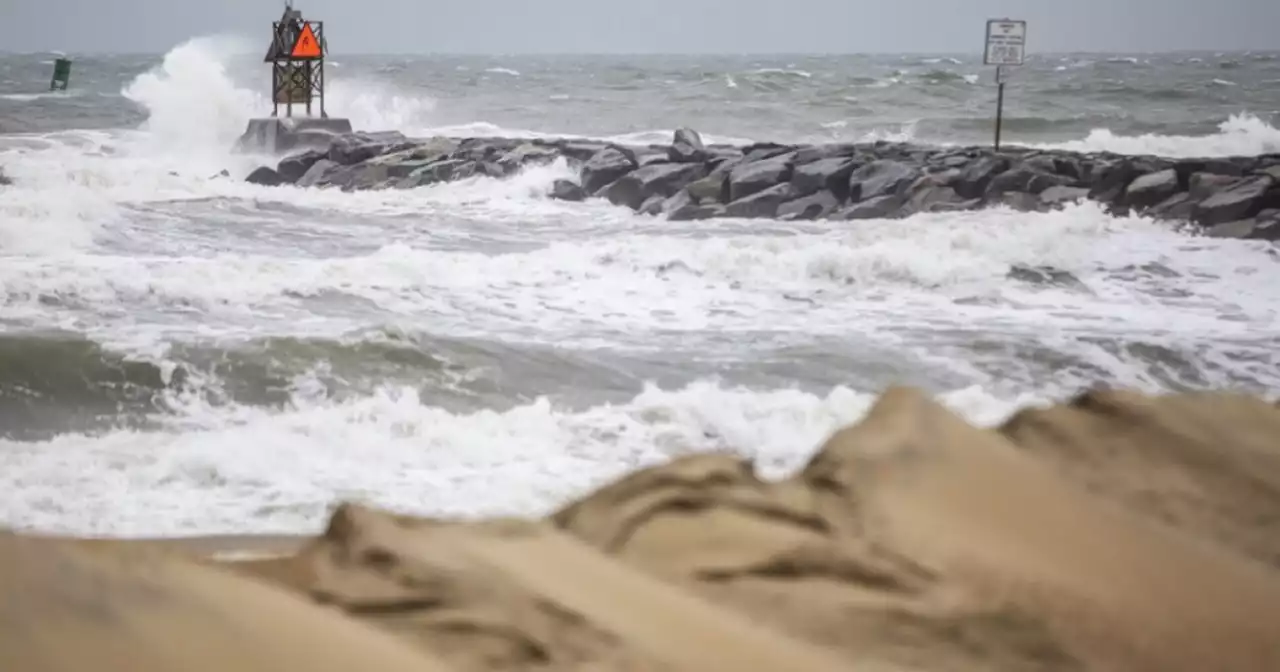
[290,23,322,59]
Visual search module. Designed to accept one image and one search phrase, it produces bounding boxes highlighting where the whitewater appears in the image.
[2,37,1279,536]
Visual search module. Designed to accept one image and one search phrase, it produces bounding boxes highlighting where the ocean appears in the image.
[2,37,1280,537]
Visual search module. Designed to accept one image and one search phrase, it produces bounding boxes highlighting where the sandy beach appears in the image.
[4,384,1280,672]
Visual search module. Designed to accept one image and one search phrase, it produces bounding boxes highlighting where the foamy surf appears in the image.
[2,38,1279,538]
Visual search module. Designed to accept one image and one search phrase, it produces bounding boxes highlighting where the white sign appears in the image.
[984,19,1027,66]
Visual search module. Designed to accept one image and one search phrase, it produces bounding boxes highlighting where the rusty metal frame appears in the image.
[265,13,327,118]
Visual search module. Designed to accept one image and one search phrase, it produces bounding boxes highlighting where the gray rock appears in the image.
[790,158,860,200]
[686,173,730,204]
[668,203,727,221]
[636,152,671,168]
[1040,186,1090,207]
[1148,192,1195,221]
[1125,168,1181,210]
[582,147,638,194]
[1175,158,1246,184]
[938,153,973,169]
[549,179,586,202]
[1204,211,1280,240]
[1192,175,1279,226]
[497,143,561,172]
[685,156,745,204]
[661,189,696,215]
[728,158,793,202]
[793,143,858,165]
[1088,159,1144,204]
[369,154,441,179]
[1253,210,1280,240]
[328,131,409,165]
[742,143,794,162]
[665,189,726,220]
[1189,172,1239,201]
[245,166,285,186]
[296,159,338,188]
[599,162,707,210]
[1205,218,1261,239]
[777,189,840,220]
[0,168,11,185]
[834,194,903,221]
[669,127,708,163]
[986,166,1074,197]
[849,160,919,202]
[334,164,392,192]
[996,191,1046,212]
[397,158,475,189]
[725,183,795,218]
[559,141,608,163]
[409,137,461,160]
[454,137,521,161]
[905,178,966,213]
[478,161,508,178]
[275,149,326,183]
[954,155,1010,199]
[638,194,666,215]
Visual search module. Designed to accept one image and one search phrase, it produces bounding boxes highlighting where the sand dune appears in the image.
[4,385,1280,671]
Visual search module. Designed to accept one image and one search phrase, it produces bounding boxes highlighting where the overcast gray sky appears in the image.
[2,0,1277,54]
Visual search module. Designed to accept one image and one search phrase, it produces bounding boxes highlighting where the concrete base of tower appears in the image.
[234,116,353,155]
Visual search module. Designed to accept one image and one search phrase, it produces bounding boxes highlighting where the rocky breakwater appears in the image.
[245,127,1280,240]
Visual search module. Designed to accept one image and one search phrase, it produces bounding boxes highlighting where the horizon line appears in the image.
[2,47,1276,58]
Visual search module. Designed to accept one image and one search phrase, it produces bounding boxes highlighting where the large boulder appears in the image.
[296,159,338,188]
[904,176,971,213]
[582,147,638,194]
[275,148,327,183]
[244,166,285,187]
[1204,211,1280,240]
[953,155,1011,199]
[725,183,795,218]
[1148,192,1196,221]
[1192,175,1280,226]
[600,162,707,210]
[790,158,861,201]
[728,158,793,202]
[549,179,587,202]
[1124,169,1181,210]
[558,141,609,163]
[1189,172,1238,201]
[793,143,858,164]
[328,131,409,165]
[496,143,561,172]
[1039,186,1090,208]
[985,166,1074,198]
[777,190,840,220]
[668,128,709,163]
[1088,159,1145,205]
[849,160,919,202]
[834,194,904,221]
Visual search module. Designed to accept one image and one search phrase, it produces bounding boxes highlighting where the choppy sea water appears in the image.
[2,38,1280,536]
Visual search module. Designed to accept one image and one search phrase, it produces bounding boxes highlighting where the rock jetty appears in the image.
[245,127,1280,240]
[7,385,1280,672]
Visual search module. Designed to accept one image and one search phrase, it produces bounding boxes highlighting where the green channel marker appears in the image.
[49,57,72,91]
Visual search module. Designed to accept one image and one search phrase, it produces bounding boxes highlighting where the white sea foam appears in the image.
[3,38,1280,537]
[0,380,1036,536]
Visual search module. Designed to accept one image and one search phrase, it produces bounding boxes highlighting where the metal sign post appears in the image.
[983,18,1026,151]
